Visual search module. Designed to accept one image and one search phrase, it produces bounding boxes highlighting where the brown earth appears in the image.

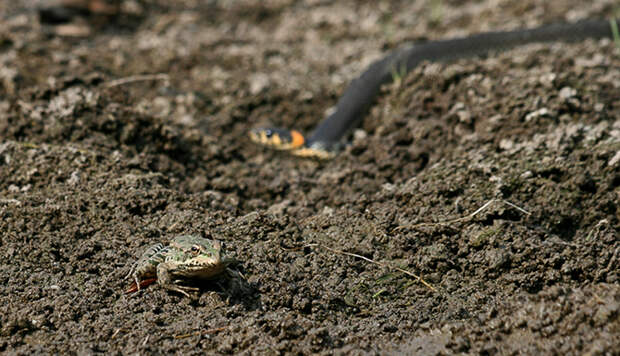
[0,0,618,354]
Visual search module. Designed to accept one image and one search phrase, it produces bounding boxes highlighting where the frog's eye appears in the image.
[190,245,200,255]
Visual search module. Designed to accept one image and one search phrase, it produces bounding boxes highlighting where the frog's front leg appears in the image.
[127,243,167,291]
[156,262,199,297]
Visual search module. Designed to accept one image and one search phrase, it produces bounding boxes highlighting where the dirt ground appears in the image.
[0,0,618,354]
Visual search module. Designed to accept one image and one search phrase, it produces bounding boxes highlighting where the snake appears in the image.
[249,18,619,159]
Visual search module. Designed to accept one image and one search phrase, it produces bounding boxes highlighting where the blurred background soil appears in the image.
[0,0,618,354]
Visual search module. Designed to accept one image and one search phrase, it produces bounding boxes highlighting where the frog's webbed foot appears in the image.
[222,256,239,266]
[222,267,252,295]
[124,264,136,281]
[157,262,201,297]
[225,266,245,280]
[122,262,145,293]
[163,283,199,298]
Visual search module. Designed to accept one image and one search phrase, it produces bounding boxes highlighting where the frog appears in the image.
[126,235,233,297]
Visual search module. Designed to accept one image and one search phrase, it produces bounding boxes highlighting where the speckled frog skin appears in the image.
[127,235,231,297]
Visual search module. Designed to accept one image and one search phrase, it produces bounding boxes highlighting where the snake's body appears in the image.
[250,18,618,159]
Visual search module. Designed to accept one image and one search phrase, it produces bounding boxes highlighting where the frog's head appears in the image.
[168,235,227,279]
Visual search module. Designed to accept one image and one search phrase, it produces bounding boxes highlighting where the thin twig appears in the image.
[111,328,126,339]
[500,199,531,215]
[103,73,169,88]
[173,332,196,340]
[305,243,436,292]
[393,199,530,232]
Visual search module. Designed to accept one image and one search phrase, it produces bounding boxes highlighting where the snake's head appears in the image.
[249,127,336,159]
[249,127,306,151]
